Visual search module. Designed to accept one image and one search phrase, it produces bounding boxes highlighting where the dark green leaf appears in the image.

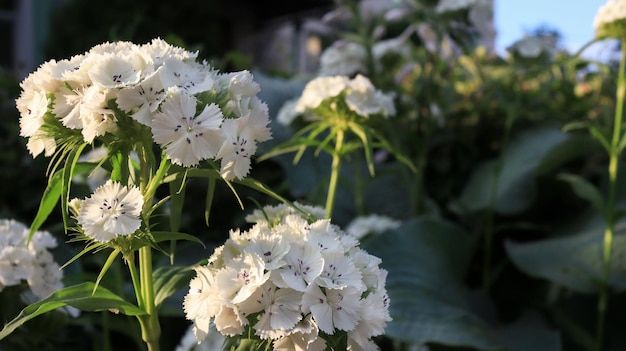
[451,126,569,215]
[557,173,606,215]
[363,218,501,349]
[28,162,93,241]
[0,282,145,340]
[153,265,195,307]
[506,217,626,293]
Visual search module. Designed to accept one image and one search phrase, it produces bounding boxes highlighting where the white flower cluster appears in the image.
[0,219,64,301]
[16,38,271,180]
[318,27,414,77]
[277,74,396,126]
[183,204,391,351]
[593,0,626,38]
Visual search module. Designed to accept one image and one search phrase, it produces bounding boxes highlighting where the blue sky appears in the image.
[494,0,615,60]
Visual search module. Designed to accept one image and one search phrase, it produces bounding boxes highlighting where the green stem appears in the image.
[595,36,626,351]
[482,104,516,292]
[325,130,345,218]
[137,245,160,351]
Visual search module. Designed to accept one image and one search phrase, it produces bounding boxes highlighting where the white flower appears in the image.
[271,242,324,292]
[238,282,303,339]
[435,0,477,13]
[216,117,257,180]
[116,69,166,126]
[346,214,401,239]
[77,180,144,242]
[184,266,221,322]
[244,202,326,225]
[26,132,57,157]
[140,38,198,67]
[346,74,396,117]
[0,219,68,303]
[88,53,142,89]
[507,35,547,58]
[183,204,389,347]
[243,233,290,270]
[301,284,362,334]
[27,253,63,299]
[295,76,350,112]
[152,87,225,167]
[159,58,215,94]
[17,89,49,138]
[0,246,34,287]
[594,0,626,38]
[317,250,364,291]
[213,305,246,337]
[276,98,300,126]
[318,41,367,77]
[273,315,327,351]
[348,290,392,350]
[53,83,116,143]
[214,252,269,304]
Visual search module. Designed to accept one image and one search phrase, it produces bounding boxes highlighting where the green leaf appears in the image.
[362,218,501,349]
[151,231,205,247]
[536,134,601,176]
[28,162,93,241]
[205,176,216,227]
[506,216,626,293]
[588,126,611,153]
[495,311,561,351]
[153,265,195,307]
[0,282,146,340]
[557,173,606,215]
[347,121,375,175]
[451,125,569,215]
[168,168,187,233]
[93,248,121,295]
[61,143,87,231]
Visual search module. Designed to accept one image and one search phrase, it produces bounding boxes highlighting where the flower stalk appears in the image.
[595,35,626,351]
[325,129,345,218]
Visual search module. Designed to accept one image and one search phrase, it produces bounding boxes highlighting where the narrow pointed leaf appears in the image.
[0,282,146,340]
[168,170,186,233]
[153,265,196,307]
[29,162,93,242]
[348,121,375,175]
[151,231,205,247]
[557,173,606,215]
[205,176,216,226]
[61,143,87,231]
[93,248,121,295]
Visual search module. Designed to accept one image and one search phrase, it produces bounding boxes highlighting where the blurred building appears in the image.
[2,0,495,80]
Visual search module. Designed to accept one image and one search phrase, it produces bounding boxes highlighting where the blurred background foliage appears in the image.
[1,0,625,350]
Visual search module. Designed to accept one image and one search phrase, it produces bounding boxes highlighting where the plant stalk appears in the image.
[595,36,626,351]
[325,130,345,218]
[137,245,160,351]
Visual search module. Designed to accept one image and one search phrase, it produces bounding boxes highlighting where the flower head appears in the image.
[287,74,395,127]
[76,180,144,242]
[183,204,390,348]
[16,39,272,180]
[594,0,626,39]
[0,219,71,306]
